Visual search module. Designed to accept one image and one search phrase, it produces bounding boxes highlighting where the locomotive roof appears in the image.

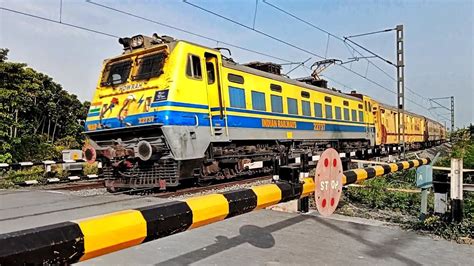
[220,56,363,101]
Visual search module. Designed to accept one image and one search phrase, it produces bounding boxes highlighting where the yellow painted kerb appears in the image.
[252,184,282,209]
[185,194,229,229]
[77,210,147,261]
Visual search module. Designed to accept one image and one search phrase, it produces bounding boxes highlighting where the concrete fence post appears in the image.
[450,158,463,222]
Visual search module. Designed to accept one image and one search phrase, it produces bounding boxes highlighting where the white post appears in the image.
[450,158,463,222]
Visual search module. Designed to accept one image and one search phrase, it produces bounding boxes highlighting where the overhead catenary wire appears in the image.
[85,0,295,64]
[261,0,432,103]
[0,6,119,38]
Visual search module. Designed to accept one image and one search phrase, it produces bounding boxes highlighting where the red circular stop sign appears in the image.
[314,148,343,216]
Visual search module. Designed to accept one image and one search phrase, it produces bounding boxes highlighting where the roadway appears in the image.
[0,189,472,265]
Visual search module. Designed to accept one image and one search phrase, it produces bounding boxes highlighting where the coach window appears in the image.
[325,105,333,119]
[228,73,244,84]
[287,98,298,115]
[271,95,283,113]
[343,108,350,121]
[302,100,311,116]
[229,87,246,108]
[314,103,323,118]
[359,111,364,122]
[251,91,266,111]
[335,107,342,120]
[351,110,357,122]
[186,54,202,79]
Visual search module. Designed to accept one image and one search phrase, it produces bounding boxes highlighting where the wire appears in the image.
[86,0,294,64]
[183,0,326,60]
[0,6,119,38]
[262,0,431,102]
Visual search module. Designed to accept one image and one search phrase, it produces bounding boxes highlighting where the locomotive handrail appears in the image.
[0,158,429,264]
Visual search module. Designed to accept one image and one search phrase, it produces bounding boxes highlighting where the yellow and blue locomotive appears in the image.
[83,34,445,191]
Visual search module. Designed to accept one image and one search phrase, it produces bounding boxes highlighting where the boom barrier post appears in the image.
[0,152,430,264]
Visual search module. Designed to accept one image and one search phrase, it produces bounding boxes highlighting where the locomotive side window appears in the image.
[271,95,283,113]
[186,54,202,79]
[351,110,357,122]
[325,96,332,103]
[287,98,298,115]
[343,108,350,121]
[314,103,323,118]
[228,73,244,84]
[229,87,246,108]
[101,59,132,86]
[302,100,311,116]
[134,52,167,80]
[325,105,333,119]
[251,91,266,111]
[335,107,342,120]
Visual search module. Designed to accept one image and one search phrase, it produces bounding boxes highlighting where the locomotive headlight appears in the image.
[131,35,144,48]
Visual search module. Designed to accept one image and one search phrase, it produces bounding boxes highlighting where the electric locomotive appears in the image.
[83,34,445,191]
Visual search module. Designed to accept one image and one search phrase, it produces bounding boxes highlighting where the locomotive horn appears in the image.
[83,144,97,164]
[135,140,153,161]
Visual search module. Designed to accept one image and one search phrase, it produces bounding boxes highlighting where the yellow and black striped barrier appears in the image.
[342,158,430,185]
[0,158,429,264]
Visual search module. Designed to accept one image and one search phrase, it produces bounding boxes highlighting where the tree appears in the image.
[0,48,89,162]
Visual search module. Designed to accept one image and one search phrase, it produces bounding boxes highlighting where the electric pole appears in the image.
[396,25,405,157]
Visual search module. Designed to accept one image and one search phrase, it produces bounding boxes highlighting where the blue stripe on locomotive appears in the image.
[85,101,368,133]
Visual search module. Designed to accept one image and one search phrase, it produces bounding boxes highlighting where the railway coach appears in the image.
[82,34,445,191]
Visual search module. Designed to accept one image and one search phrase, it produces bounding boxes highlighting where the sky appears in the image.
[1,0,473,128]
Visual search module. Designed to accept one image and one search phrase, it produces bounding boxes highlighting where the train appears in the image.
[82,34,446,191]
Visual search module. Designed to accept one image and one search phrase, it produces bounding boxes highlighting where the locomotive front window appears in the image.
[101,60,132,86]
[133,52,167,80]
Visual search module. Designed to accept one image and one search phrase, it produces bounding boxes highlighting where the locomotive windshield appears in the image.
[133,52,167,80]
[101,59,132,86]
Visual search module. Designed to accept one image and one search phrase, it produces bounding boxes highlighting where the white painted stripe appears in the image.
[98,162,103,168]
[295,157,301,164]
[24,180,39,185]
[68,176,81,181]
[350,151,356,156]
[243,161,263,169]
[0,163,9,167]
[47,178,60,183]
[64,159,76,163]
[87,174,98,179]
[42,160,56,165]
[19,162,33,166]
[312,155,320,161]
[339,153,346,158]
[368,149,372,154]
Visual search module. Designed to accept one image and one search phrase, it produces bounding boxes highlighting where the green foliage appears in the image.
[344,177,420,214]
[83,162,98,175]
[0,48,89,162]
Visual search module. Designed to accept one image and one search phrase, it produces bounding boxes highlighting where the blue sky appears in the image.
[1,0,472,128]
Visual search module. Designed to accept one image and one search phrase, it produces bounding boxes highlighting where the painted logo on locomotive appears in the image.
[154,89,169,102]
